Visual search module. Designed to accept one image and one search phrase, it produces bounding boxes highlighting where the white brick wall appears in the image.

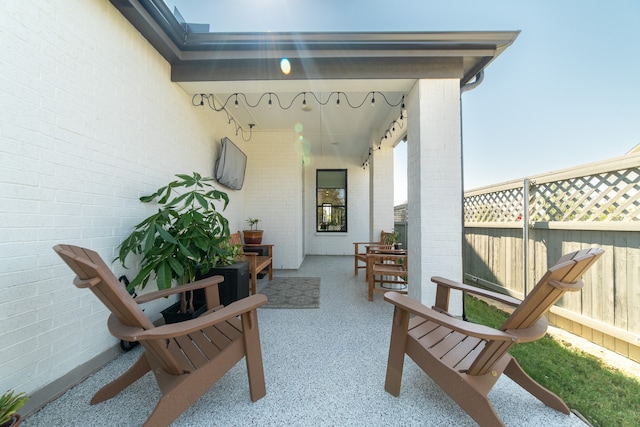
[0,0,242,395]
[304,157,370,255]
[241,131,304,269]
[371,145,395,235]
[406,79,463,313]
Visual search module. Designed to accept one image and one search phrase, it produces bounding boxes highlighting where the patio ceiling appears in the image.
[110,0,519,160]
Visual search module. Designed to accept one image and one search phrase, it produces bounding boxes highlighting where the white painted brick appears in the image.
[0,0,241,395]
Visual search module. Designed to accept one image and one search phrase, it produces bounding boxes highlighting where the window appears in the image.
[316,169,347,232]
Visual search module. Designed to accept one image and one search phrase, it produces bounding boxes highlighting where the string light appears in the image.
[194,91,404,111]
[362,111,407,169]
[362,148,373,169]
[192,91,406,142]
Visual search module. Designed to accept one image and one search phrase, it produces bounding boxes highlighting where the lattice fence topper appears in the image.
[464,186,524,223]
[464,157,640,223]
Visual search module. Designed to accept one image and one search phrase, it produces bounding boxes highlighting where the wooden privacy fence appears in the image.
[463,152,640,363]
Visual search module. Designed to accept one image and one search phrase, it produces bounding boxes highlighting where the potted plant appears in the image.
[243,217,263,244]
[0,390,28,427]
[115,172,239,319]
[384,230,401,249]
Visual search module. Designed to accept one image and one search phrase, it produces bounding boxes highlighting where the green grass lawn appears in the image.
[464,295,640,427]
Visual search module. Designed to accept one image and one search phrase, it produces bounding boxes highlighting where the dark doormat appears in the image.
[257,277,320,309]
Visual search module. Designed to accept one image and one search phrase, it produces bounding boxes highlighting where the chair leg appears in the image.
[504,357,570,414]
[143,379,210,427]
[91,353,151,404]
[454,387,506,427]
[251,270,257,295]
[242,309,267,402]
[384,306,410,396]
[145,341,248,427]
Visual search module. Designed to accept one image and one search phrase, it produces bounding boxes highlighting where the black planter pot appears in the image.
[196,261,250,307]
[160,261,250,325]
[161,300,207,324]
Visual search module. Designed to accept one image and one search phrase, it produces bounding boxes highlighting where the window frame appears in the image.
[316,169,348,233]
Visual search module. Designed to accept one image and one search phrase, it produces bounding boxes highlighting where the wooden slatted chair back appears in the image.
[380,231,389,244]
[466,247,604,376]
[229,232,243,252]
[54,244,154,329]
[53,244,185,375]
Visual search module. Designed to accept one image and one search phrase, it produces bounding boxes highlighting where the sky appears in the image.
[165,0,640,203]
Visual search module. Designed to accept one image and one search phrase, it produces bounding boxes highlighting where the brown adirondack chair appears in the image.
[384,248,604,427]
[353,230,394,275]
[230,231,273,295]
[53,244,267,427]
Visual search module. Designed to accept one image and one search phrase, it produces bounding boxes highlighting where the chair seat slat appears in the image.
[408,318,441,340]
[201,323,238,351]
[174,335,209,370]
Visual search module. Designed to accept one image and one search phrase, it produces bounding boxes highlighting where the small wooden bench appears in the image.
[230,232,273,295]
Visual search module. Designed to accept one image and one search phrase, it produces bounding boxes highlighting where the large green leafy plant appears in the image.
[116,173,238,298]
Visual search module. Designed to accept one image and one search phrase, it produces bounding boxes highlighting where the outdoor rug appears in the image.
[257,277,320,309]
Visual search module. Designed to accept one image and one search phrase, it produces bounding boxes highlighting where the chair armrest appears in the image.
[133,275,224,304]
[366,253,407,268]
[431,276,522,308]
[242,252,258,270]
[354,241,384,254]
[365,244,395,253]
[244,243,274,257]
[505,316,548,343]
[384,292,515,342]
[109,294,268,341]
[367,250,406,258]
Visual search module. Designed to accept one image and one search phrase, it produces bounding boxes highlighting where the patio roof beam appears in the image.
[171,57,467,83]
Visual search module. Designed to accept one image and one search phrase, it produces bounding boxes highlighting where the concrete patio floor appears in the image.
[24,255,590,427]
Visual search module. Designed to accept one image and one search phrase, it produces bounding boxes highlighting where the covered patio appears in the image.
[24,256,588,427]
[1,0,527,421]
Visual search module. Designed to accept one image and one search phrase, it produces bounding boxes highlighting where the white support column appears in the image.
[406,79,464,315]
[370,144,395,239]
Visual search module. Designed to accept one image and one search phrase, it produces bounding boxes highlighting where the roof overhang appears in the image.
[109,0,519,86]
